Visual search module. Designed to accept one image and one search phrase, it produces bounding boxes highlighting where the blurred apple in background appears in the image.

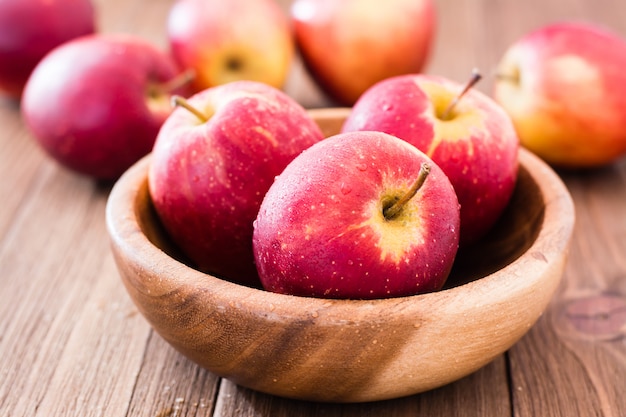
[253,130,460,299]
[494,21,626,168]
[343,73,519,245]
[22,34,189,180]
[166,0,294,94]
[291,0,436,106]
[148,81,325,287]
[0,0,95,99]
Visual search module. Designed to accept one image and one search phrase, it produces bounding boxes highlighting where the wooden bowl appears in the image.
[106,107,575,403]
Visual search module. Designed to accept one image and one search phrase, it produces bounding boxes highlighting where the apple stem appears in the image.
[440,68,482,120]
[383,163,431,220]
[154,68,195,95]
[171,95,208,123]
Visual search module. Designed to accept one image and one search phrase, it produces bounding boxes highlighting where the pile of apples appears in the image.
[4,0,626,298]
[3,0,297,180]
[149,72,519,299]
[2,0,438,181]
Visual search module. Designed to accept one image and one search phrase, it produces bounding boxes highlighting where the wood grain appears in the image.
[213,356,511,417]
[107,111,572,403]
[0,0,625,415]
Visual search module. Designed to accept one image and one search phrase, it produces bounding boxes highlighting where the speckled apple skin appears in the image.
[494,22,626,168]
[149,81,324,287]
[253,131,460,299]
[342,74,519,245]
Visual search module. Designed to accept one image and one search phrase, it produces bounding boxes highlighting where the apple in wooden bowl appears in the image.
[106,107,575,403]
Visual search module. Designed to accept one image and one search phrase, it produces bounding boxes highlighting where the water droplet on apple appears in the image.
[356,163,368,172]
[340,183,352,195]
[382,103,394,111]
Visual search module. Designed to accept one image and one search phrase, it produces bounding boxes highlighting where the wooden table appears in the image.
[1,0,625,415]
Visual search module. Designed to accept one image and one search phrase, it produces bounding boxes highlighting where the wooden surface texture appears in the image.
[1,0,625,415]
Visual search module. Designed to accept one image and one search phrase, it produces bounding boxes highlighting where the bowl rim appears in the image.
[106,139,575,318]
[105,112,576,402]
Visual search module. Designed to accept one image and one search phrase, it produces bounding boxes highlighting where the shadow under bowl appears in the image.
[106,107,575,403]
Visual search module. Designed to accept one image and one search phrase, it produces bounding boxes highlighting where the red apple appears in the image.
[291,0,436,106]
[148,81,325,287]
[21,34,189,180]
[253,130,460,299]
[493,21,626,168]
[166,0,294,94]
[0,0,95,99]
[342,73,519,245]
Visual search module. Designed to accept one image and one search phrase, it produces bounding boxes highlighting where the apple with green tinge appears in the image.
[291,0,436,106]
[494,21,626,168]
[0,0,96,99]
[253,130,460,299]
[148,81,325,287]
[167,0,294,94]
[21,34,189,180]
[342,73,519,245]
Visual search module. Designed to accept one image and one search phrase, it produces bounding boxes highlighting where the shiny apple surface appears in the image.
[106,107,575,403]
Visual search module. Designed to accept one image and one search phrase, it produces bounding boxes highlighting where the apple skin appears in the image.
[0,0,95,99]
[253,130,460,300]
[342,74,519,245]
[493,22,626,168]
[21,34,188,180]
[148,81,325,287]
[291,0,436,106]
[167,0,294,93]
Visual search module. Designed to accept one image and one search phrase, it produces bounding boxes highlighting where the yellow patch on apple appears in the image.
[146,93,173,116]
[548,54,599,84]
[416,80,486,157]
[498,54,616,165]
[253,125,279,147]
[366,186,427,265]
